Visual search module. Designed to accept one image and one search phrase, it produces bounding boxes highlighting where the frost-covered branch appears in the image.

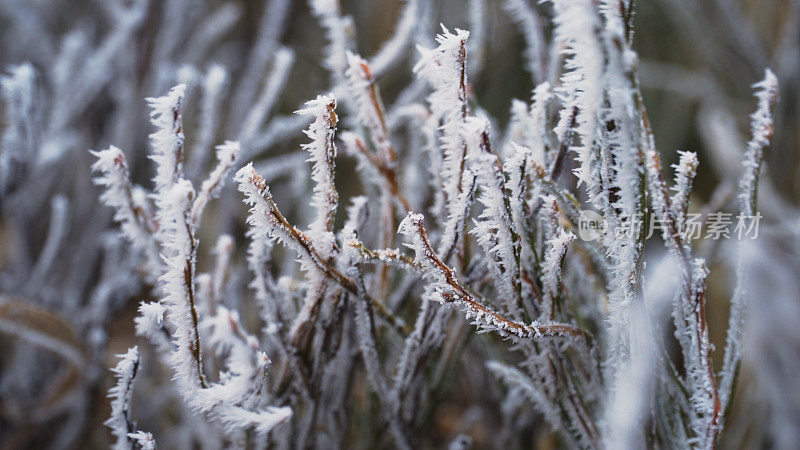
[239,47,295,144]
[345,52,395,169]
[737,69,778,216]
[191,140,240,226]
[147,84,186,192]
[464,118,523,317]
[298,94,339,259]
[671,150,699,229]
[91,146,161,280]
[234,163,407,335]
[15,2,786,446]
[719,69,779,422]
[105,347,155,450]
[187,65,228,177]
[414,26,471,229]
[550,0,604,199]
[398,212,591,342]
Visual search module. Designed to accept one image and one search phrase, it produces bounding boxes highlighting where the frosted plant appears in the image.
[192,140,240,225]
[550,0,604,198]
[719,69,779,420]
[218,4,783,446]
[91,146,161,281]
[106,347,156,450]
[94,85,291,439]
[671,150,700,231]
[0,0,302,446]
[298,94,340,259]
[414,26,471,224]
[1,0,795,448]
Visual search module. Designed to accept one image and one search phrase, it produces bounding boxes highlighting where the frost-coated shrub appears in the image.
[1,0,798,448]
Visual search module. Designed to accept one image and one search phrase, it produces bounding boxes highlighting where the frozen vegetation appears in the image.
[0,0,798,448]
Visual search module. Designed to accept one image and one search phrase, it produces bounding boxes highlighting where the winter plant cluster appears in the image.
[0,0,795,448]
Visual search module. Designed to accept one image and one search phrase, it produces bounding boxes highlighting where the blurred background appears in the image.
[0,0,798,448]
